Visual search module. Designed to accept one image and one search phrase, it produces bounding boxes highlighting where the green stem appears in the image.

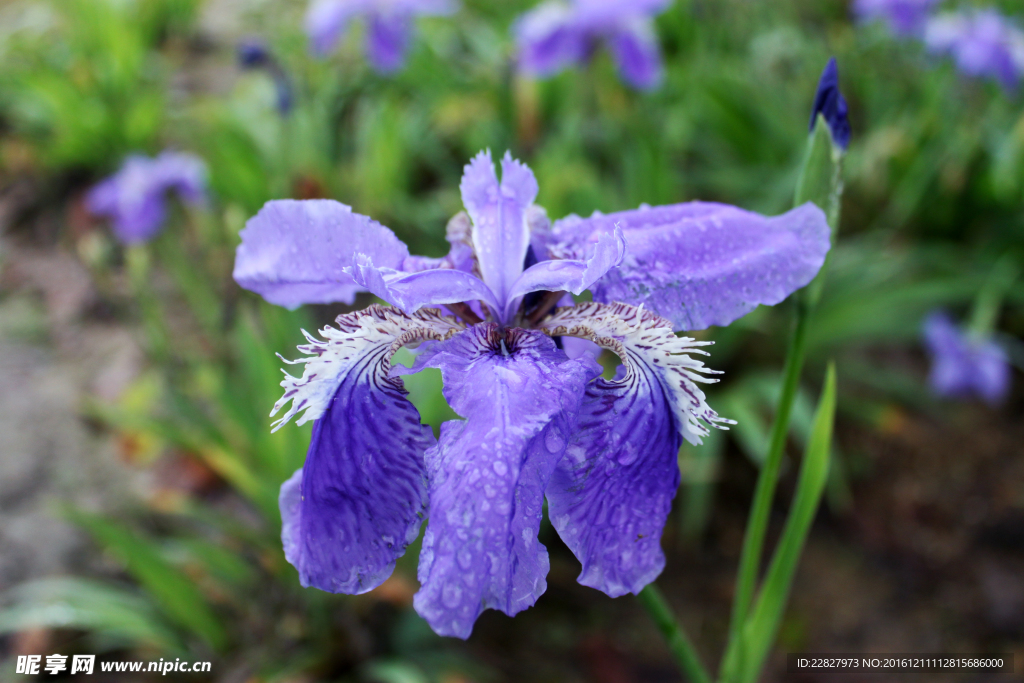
[636,585,713,683]
[726,300,811,646]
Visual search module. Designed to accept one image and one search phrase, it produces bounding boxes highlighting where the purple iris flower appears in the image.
[86,151,206,245]
[514,0,671,90]
[810,58,851,151]
[233,150,831,638]
[852,0,938,37]
[305,0,457,72]
[924,9,1024,90]
[923,311,1011,405]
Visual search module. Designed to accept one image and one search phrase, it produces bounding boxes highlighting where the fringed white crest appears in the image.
[540,301,734,445]
[271,305,464,432]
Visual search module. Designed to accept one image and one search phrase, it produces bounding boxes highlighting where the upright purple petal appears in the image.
[400,324,599,638]
[306,0,369,56]
[275,306,464,593]
[514,2,588,77]
[572,0,672,28]
[546,201,831,331]
[366,12,414,72]
[607,18,663,90]
[233,199,410,309]
[540,302,731,596]
[460,151,539,314]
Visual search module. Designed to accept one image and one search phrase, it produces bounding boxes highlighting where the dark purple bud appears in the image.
[238,38,271,68]
[809,57,851,150]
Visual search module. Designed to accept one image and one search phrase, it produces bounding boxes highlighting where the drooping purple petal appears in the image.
[922,311,1011,405]
[539,302,731,596]
[399,324,599,638]
[460,151,539,314]
[233,199,410,309]
[810,58,851,151]
[545,201,831,331]
[86,152,207,244]
[925,10,1024,90]
[275,306,463,594]
[852,0,938,36]
[366,12,414,72]
[607,18,663,90]
[502,226,625,321]
[346,255,501,315]
[514,2,588,77]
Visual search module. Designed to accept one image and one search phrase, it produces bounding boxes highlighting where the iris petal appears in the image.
[276,305,463,594]
[401,324,600,638]
[233,199,410,309]
[607,18,663,90]
[539,302,732,596]
[460,151,538,313]
[545,201,831,331]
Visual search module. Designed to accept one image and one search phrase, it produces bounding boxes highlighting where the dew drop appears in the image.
[493,460,508,476]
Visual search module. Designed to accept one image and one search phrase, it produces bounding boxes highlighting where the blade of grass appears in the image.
[728,364,837,683]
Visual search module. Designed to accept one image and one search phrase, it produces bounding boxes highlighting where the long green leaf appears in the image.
[69,512,228,651]
[727,364,837,683]
[0,578,181,652]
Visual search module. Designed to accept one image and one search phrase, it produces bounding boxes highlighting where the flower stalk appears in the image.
[636,585,712,683]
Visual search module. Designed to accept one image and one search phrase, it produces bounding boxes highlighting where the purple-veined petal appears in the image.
[502,226,625,321]
[366,12,414,72]
[460,151,539,314]
[514,2,588,77]
[548,201,831,331]
[276,305,463,594]
[346,255,501,315]
[400,324,599,638]
[607,18,663,90]
[233,199,410,309]
[539,302,732,596]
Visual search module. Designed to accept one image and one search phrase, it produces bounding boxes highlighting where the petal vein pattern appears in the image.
[271,304,464,431]
[406,325,599,638]
[539,302,733,597]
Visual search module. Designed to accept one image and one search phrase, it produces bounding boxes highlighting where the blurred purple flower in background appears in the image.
[924,9,1024,90]
[923,311,1011,405]
[305,0,457,72]
[810,57,851,150]
[852,0,938,36]
[233,149,832,637]
[514,0,671,90]
[87,151,206,245]
[238,38,294,115]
